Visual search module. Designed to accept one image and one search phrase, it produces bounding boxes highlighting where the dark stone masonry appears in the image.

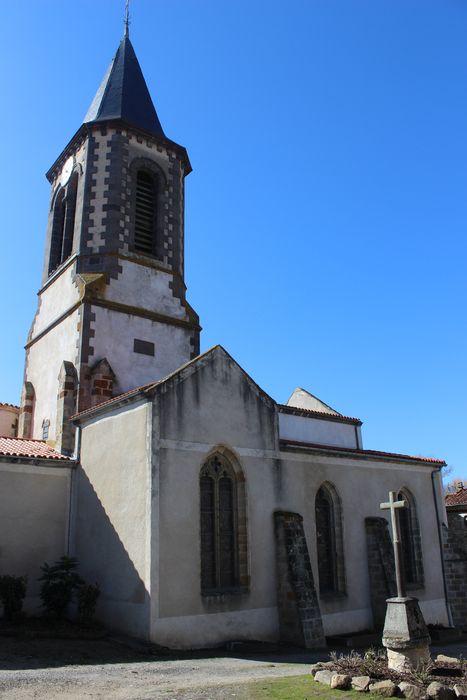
[443,514,467,630]
[274,511,325,648]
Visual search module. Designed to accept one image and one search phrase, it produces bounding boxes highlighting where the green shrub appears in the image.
[0,575,27,621]
[77,583,100,623]
[39,556,83,619]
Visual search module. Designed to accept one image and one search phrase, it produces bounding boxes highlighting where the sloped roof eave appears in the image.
[71,345,276,424]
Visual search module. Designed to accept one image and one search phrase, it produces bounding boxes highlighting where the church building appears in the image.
[0,24,454,649]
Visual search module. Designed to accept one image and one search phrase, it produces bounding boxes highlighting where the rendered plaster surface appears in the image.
[90,305,193,393]
[73,402,151,640]
[279,412,358,448]
[26,309,80,441]
[0,462,72,613]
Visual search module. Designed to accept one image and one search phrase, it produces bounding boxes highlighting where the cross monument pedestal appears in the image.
[380,491,431,672]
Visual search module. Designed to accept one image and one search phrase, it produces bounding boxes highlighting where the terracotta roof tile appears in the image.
[280,439,445,465]
[70,381,154,421]
[445,488,467,508]
[0,403,19,409]
[278,404,362,425]
[0,437,71,461]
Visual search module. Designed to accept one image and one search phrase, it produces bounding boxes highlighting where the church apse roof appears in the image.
[84,35,165,138]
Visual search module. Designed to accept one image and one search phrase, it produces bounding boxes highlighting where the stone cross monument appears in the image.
[380,491,431,671]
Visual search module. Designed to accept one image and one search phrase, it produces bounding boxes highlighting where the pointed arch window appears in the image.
[134,169,157,255]
[315,483,346,596]
[48,173,78,275]
[398,489,424,588]
[200,453,248,594]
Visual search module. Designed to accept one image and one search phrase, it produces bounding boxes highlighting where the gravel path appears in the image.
[1,636,465,699]
[0,638,315,699]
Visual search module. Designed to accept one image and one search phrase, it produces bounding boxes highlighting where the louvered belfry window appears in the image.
[200,456,237,592]
[134,170,157,255]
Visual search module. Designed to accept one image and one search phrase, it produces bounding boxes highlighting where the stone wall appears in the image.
[274,511,325,648]
[443,514,467,630]
[365,517,397,629]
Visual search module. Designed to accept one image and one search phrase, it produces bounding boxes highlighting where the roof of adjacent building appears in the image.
[445,486,467,508]
[84,35,165,138]
[0,402,19,410]
[278,404,362,426]
[0,437,72,461]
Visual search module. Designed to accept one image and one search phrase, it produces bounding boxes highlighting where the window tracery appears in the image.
[200,453,248,594]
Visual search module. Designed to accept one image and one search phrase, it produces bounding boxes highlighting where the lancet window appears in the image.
[315,482,346,596]
[48,173,78,275]
[200,452,248,594]
[398,488,424,588]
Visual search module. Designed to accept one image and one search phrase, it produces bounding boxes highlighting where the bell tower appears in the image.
[19,30,200,452]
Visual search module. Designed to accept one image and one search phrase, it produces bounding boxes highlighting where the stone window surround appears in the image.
[315,481,347,599]
[398,486,425,591]
[128,157,167,263]
[199,446,249,597]
[48,171,79,276]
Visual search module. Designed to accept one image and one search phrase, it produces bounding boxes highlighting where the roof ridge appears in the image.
[278,403,361,425]
[71,344,275,422]
[279,438,445,465]
[72,345,224,420]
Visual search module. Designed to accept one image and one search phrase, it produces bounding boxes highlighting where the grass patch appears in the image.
[236,675,381,699]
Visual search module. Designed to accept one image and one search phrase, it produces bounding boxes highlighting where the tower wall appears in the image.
[21,36,199,449]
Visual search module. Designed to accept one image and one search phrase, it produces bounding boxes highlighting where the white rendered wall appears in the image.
[26,308,80,441]
[278,412,358,449]
[31,262,80,338]
[104,260,187,320]
[90,305,194,393]
[72,349,449,648]
[73,401,151,640]
[0,461,72,613]
[150,351,448,647]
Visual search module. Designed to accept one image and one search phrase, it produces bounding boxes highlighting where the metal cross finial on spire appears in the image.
[124,0,131,37]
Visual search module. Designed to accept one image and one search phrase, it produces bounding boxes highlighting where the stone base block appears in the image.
[387,645,431,672]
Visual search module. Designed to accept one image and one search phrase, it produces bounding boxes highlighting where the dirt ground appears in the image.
[0,637,316,699]
[0,636,466,700]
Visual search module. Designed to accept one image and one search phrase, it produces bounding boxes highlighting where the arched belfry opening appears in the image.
[134,169,158,255]
[48,172,78,275]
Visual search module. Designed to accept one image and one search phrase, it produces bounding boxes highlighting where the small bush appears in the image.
[39,556,84,619]
[409,659,434,686]
[0,575,27,621]
[77,583,100,623]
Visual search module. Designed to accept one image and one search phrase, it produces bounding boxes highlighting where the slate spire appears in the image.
[84,35,165,138]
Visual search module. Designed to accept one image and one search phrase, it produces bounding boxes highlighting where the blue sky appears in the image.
[0,1,466,480]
